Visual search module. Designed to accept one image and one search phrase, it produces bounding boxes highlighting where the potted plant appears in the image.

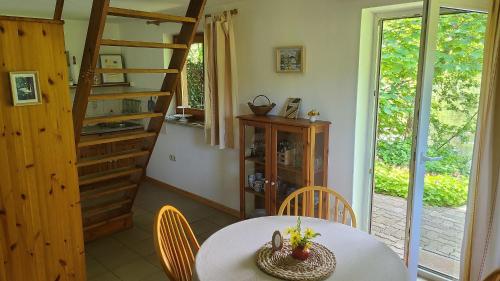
[286,217,321,260]
[307,110,320,122]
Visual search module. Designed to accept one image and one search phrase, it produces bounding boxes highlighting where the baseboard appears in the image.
[144,177,239,218]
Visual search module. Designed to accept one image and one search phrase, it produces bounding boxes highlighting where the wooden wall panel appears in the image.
[0,17,86,281]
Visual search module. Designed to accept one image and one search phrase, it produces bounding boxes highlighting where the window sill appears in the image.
[165,119,205,129]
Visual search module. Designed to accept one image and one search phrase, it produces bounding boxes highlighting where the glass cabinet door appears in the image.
[313,127,328,187]
[242,122,269,218]
[271,126,306,214]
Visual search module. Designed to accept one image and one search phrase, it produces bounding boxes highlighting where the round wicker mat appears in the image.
[256,240,336,281]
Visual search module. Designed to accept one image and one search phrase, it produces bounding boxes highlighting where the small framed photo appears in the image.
[9,71,42,106]
[100,54,126,83]
[283,98,302,119]
[276,46,304,73]
[272,231,283,252]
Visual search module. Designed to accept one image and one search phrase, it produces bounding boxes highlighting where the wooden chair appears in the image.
[154,205,200,281]
[278,186,357,228]
[484,269,500,281]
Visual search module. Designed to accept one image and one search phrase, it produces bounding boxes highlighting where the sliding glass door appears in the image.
[408,0,490,280]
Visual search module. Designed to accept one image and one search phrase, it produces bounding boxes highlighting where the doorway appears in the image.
[369,1,489,280]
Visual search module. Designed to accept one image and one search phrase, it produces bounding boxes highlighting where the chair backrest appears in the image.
[154,205,200,281]
[484,269,500,281]
[278,186,357,228]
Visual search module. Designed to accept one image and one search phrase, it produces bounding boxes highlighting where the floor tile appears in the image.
[85,255,109,279]
[112,258,160,281]
[140,270,170,281]
[89,272,121,281]
[92,244,142,271]
[114,227,152,247]
[191,219,221,237]
[126,237,157,256]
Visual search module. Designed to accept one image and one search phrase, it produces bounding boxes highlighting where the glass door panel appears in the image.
[418,7,487,280]
[243,123,269,217]
[313,130,327,187]
[407,0,489,279]
[273,127,305,214]
[371,15,422,259]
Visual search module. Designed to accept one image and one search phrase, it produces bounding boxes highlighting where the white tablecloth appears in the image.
[194,216,408,281]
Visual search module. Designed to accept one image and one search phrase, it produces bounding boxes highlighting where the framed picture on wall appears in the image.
[276,46,305,73]
[9,71,42,106]
[99,54,126,83]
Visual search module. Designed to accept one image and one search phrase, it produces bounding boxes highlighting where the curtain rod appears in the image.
[205,9,238,18]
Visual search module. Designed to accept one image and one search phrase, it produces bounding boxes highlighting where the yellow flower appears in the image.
[285,227,294,235]
[304,228,315,238]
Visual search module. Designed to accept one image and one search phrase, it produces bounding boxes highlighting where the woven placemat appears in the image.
[256,240,336,281]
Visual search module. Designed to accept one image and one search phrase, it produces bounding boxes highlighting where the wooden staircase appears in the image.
[72,0,206,241]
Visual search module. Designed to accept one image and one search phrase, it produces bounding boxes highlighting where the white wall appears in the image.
[118,0,416,212]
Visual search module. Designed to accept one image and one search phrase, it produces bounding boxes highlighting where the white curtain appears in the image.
[204,12,238,149]
[461,1,500,280]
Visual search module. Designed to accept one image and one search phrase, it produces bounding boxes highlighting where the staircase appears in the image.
[72,0,206,241]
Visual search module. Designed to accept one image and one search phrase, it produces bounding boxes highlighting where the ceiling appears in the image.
[0,0,235,20]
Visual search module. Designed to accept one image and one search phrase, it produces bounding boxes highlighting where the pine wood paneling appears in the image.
[0,17,85,281]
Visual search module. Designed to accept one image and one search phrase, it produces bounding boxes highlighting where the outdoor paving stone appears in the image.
[372,193,465,263]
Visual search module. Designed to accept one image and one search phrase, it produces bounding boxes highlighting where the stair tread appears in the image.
[83,198,133,217]
[79,166,143,185]
[89,91,170,101]
[107,7,197,23]
[81,181,137,201]
[83,212,132,231]
[83,112,164,125]
[95,68,179,74]
[101,39,188,49]
[78,131,157,147]
[78,149,150,167]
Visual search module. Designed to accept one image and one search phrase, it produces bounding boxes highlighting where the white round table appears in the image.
[194,216,408,281]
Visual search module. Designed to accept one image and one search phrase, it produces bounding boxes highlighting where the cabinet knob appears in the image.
[271,182,276,186]
[264,180,269,184]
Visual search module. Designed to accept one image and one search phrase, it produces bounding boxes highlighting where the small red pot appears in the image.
[291,246,310,261]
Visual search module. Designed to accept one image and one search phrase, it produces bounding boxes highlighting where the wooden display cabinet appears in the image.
[237,115,331,219]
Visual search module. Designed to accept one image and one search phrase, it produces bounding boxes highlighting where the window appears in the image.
[175,33,204,121]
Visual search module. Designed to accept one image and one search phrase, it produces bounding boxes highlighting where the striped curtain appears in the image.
[204,12,238,149]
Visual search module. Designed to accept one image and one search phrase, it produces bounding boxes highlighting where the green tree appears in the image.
[186,43,204,109]
[377,13,487,176]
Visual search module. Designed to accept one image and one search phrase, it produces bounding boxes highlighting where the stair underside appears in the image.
[78,131,156,147]
[74,0,207,242]
[89,91,170,101]
[95,68,179,74]
[80,181,137,201]
[78,149,149,167]
[101,39,187,49]
[79,166,143,185]
[83,112,163,125]
[107,7,196,23]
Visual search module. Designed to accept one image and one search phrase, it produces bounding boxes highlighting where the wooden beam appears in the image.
[72,0,110,144]
[54,0,64,20]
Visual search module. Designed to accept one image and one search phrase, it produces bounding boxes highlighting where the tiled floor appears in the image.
[86,180,239,281]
